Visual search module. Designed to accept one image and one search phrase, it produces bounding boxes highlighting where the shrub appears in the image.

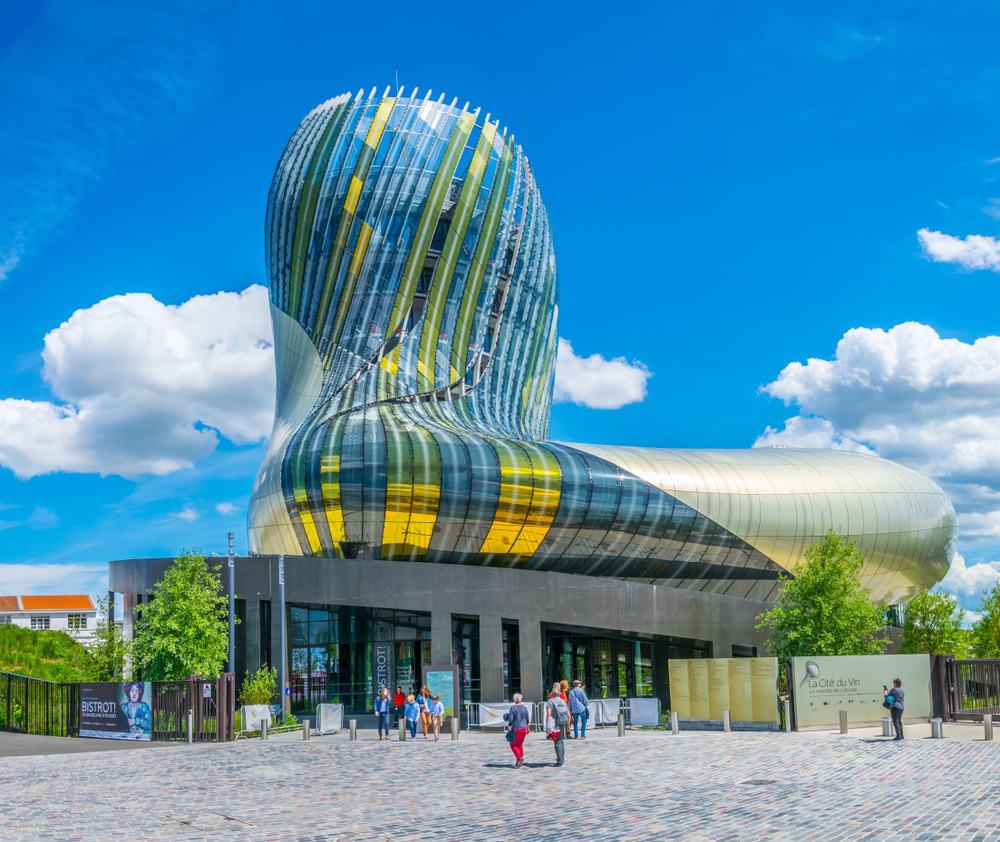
[238,665,277,707]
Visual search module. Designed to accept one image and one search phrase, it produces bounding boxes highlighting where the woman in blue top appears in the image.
[373,687,392,741]
[403,694,420,740]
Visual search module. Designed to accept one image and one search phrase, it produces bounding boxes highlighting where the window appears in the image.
[0,616,11,625]
[68,614,87,630]
[30,615,50,630]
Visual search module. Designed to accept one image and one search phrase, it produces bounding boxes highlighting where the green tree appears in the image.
[900,591,968,656]
[86,597,132,681]
[971,580,1000,658]
[132,551,231,680]
[756,531,888,661]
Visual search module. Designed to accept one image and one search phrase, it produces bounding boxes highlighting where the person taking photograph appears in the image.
[885,678,905,741]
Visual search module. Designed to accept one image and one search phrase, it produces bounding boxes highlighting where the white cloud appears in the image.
[172,506,199,522]
[0,285,274,479]
[917,228,1000,271]
[758,322,1000,482]
[554,338,651,410]
[215,502,237,515]
[940,552,1000,597]
[0,562,107,596]
[758,321,1000,603]
[754,416,873,452]
[963,610,983,629]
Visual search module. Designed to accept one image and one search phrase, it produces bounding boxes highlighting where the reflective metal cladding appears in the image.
[249,88,955,605]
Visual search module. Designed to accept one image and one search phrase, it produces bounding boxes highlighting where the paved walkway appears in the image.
[1,728,998,840]
[0,731,172,757]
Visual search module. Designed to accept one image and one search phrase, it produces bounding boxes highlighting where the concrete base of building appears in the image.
[110,555,770,710]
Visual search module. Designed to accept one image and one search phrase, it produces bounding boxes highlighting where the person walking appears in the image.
[428,695,444,741]
[503,693,531,768]
[374,687,392,741]
[885,678,905,741]
[568,679,589,740]
[560,678,573,736]
[392,686,406,727]
[546,683,570,767]
[403,693,420,740]
[417,685,432,739]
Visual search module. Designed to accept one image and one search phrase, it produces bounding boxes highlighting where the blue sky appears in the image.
[2,1,1000,617]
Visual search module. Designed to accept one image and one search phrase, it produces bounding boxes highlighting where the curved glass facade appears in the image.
[249,88,955,605]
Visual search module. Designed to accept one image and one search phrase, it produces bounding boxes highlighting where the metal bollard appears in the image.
[186,709,193,744]
[723,709,731,733]
[348,719,357,741]
[398,719,406,742]
[302,720,311,741]
[931,717,944,739]
[617,713,625,737]
[985,714,994,742]
[839,709,848,734]
[882,717,892,738]
[783,698,792,733]
[671,711,679,735]
[451,716,459,741]
[260,719,268,740]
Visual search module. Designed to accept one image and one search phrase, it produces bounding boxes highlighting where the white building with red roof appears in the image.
[0,595,97,645]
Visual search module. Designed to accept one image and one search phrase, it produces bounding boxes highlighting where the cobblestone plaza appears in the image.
[2,729,997,841]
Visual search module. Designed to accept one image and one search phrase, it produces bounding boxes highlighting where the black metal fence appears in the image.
[151,675,234,742]
[0,671,80,737]
[947,658,1000,721]
[0,671,234,741]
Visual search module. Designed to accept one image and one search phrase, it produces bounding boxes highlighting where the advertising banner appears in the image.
[373,641,395,694]
[80,681,153,740]
[478,701,535,728]
[669,658,779,726]
[423,664,459,719]
[790,654,931,729]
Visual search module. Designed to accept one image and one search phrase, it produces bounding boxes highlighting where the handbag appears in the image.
[505,729,515,743]
[882,693,894,710]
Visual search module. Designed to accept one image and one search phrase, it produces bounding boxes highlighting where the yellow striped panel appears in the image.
[480,443,535,554]
[320,452,346,544]
[365,97,395,150]
[348,222,373,278]
[510,446,561,554]
[344,175,364,214]
[293,487,322,554]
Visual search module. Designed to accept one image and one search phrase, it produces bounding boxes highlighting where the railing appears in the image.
[151,675,234,742]
[464,697,660,732]
[948,659,1000,721]
[1,672,233,742]
[0,671,79,737]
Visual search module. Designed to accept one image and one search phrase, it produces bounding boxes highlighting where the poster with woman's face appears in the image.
[79,681,153,740]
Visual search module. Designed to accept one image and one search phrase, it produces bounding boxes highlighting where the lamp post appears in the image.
[278,554,287,717]
[227,531,235,675]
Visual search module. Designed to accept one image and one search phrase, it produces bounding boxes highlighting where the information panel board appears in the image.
[422,663,459,719]
[668,658,779,727]
[790,654,930,729]
[80,681,153,740]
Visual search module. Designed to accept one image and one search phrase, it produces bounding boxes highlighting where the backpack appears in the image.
[550,697,569,727]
